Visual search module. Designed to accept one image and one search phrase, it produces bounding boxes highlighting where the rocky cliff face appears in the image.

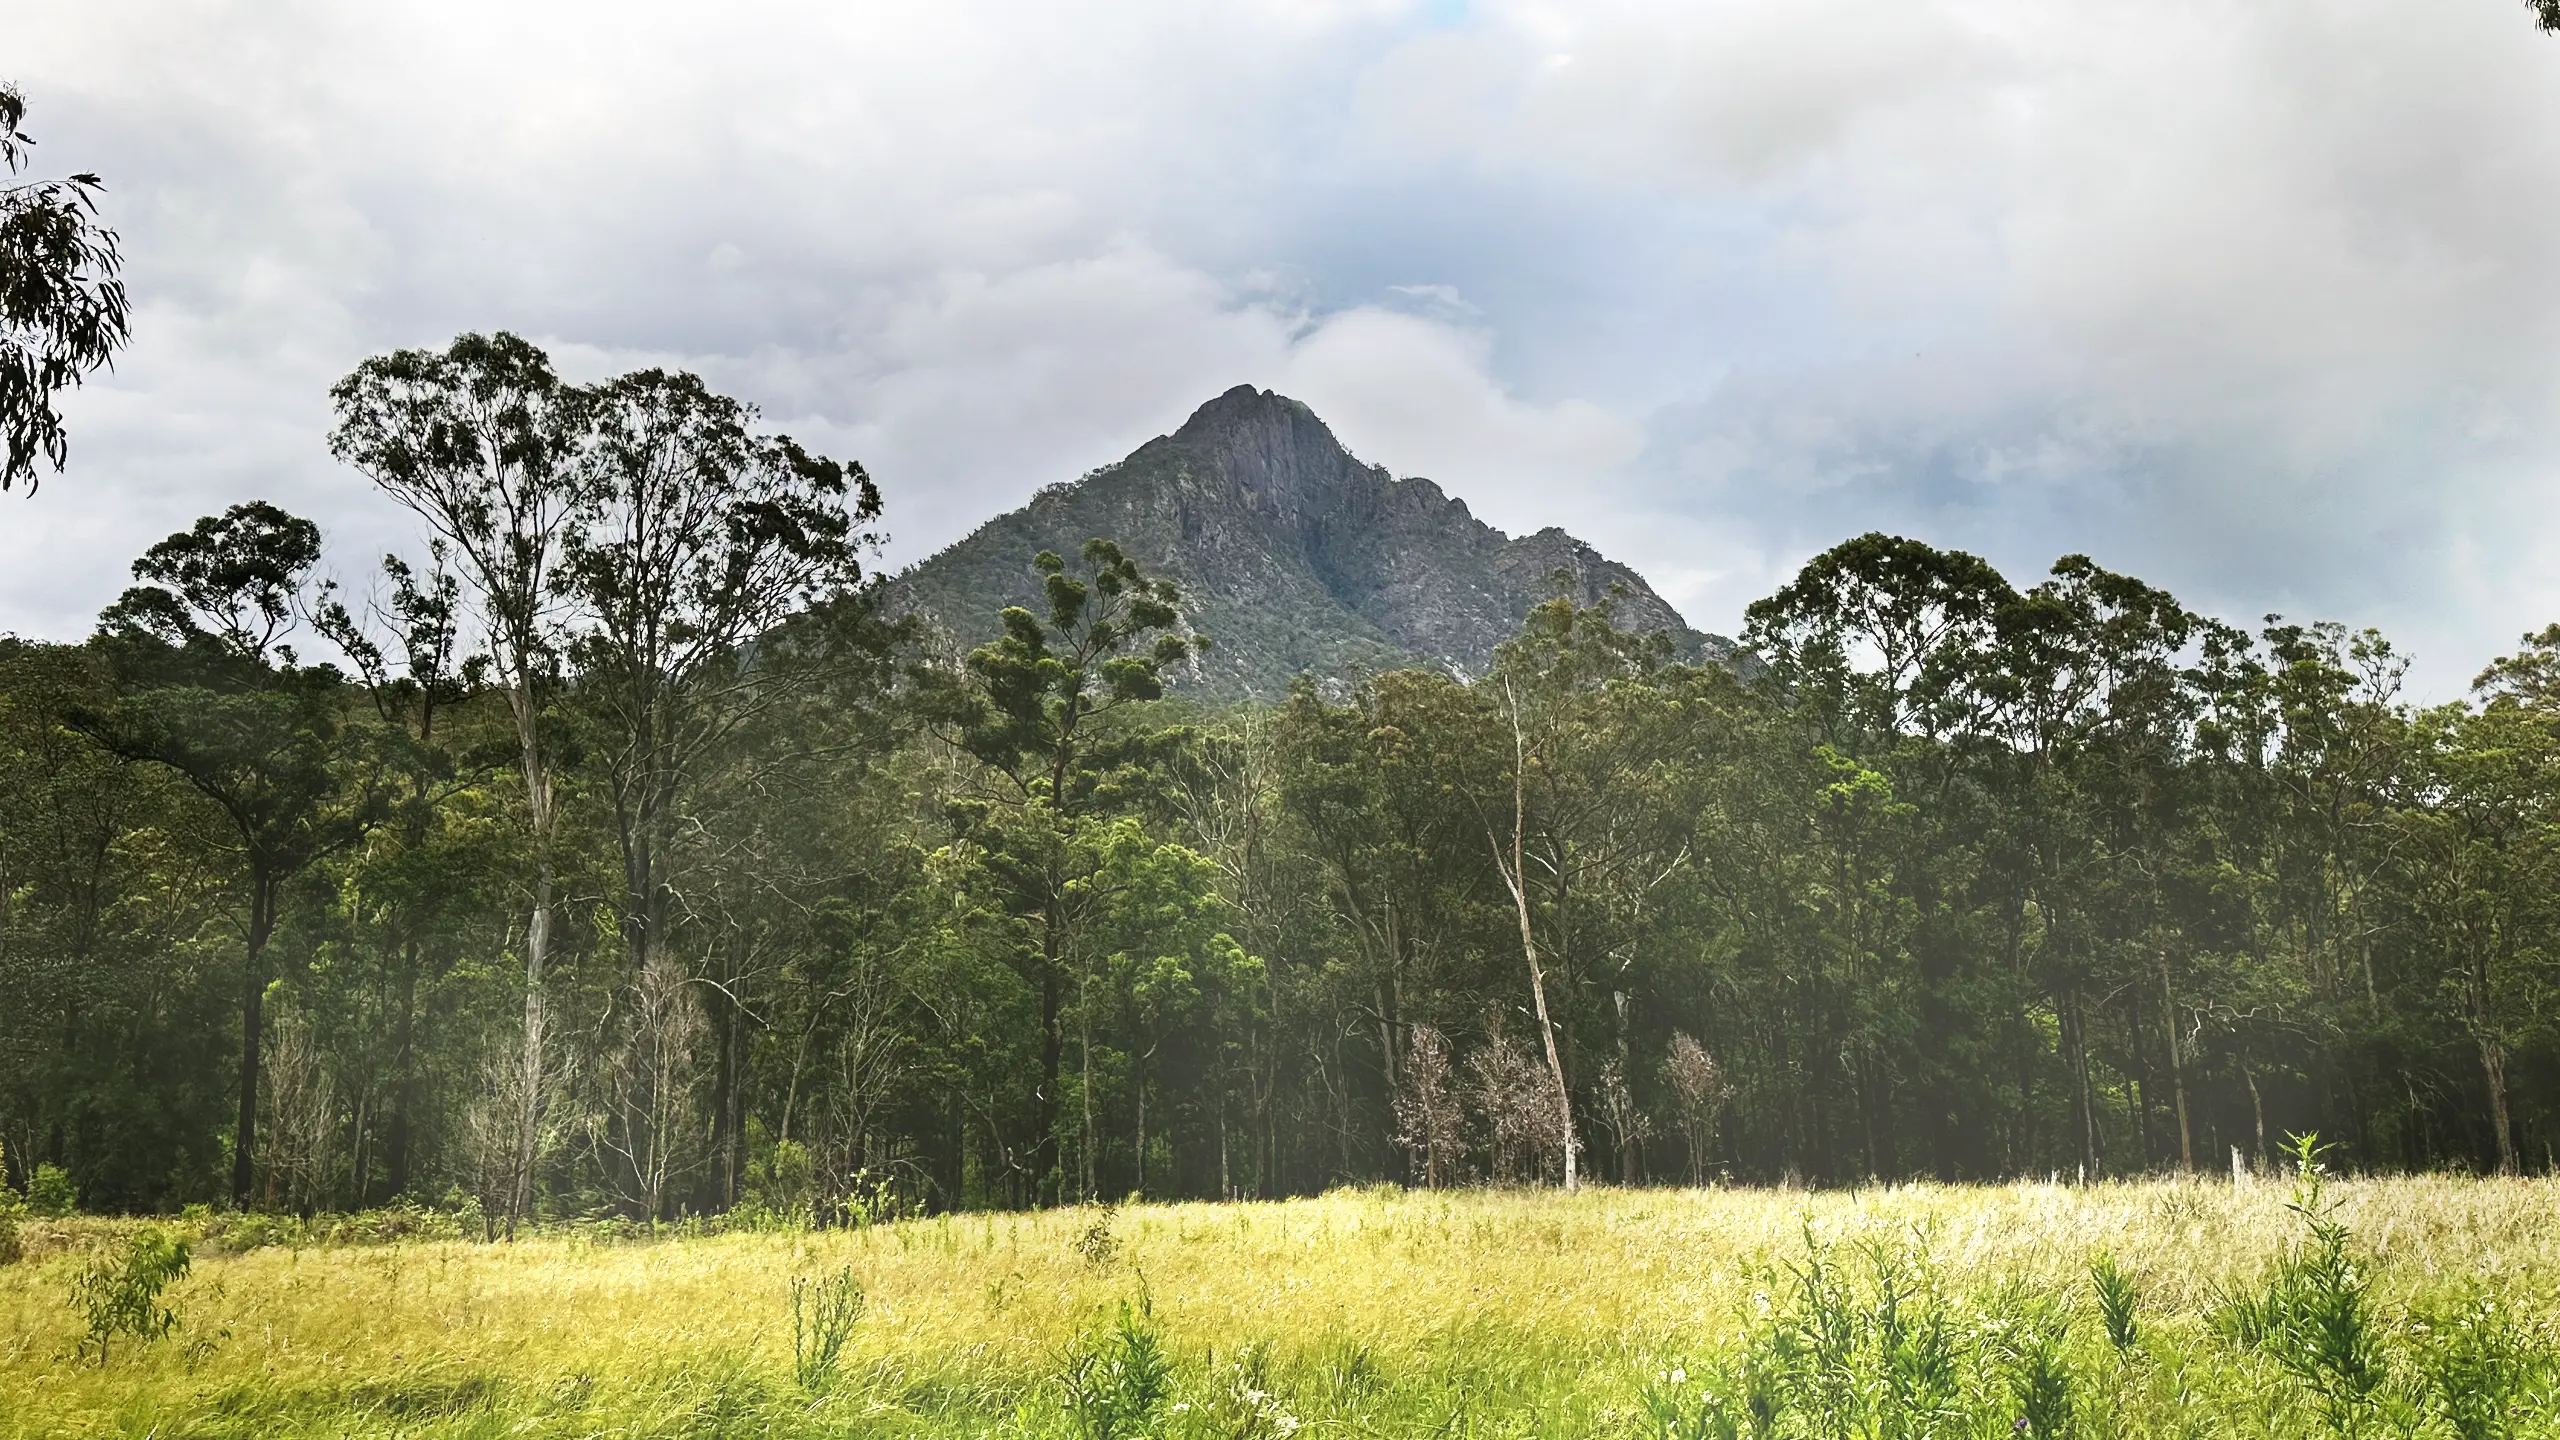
[892,385,1727,699]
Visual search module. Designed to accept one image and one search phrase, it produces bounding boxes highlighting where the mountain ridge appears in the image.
[891,385,1729,699]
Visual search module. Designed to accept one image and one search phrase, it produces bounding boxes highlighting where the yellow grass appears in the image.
[4,1176,2557,1437]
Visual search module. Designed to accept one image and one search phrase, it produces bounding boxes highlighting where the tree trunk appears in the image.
[2161,962,2194,1172]
[385,933,421,1198]
[231,864,278,1209]
[2482,1032,2519,1175]
[1492,687,1577,1192]
[2245,1057,2268,1164]
[1079,950,1096,1203]
[707,979,741,1210]
[1036,907,1063,1206]
[2063,984,2099,1181]
[507,686,555,1241]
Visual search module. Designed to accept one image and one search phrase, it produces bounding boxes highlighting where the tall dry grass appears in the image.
[0,1173,2554,1437]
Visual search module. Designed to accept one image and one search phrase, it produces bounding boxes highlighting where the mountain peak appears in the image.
[896,390,1726,698]
[1162,386,1370,522]
[1171,384,1320,443]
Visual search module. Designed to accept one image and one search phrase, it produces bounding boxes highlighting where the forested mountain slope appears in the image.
[892,386,1728,696]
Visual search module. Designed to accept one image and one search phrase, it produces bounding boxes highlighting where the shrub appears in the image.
[791,1265,865,1393]
[740,1133,816,1227]
[27,1162,75,1217]
[72,1228,191,1363]
[0,1167,23,1266]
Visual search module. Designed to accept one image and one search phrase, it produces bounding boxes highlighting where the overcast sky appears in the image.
[9,0,2560,695]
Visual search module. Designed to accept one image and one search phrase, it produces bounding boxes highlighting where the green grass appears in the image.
[5,1174,2559,1437]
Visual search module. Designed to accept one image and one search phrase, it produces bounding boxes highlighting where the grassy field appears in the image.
[4,1169,2558,1438]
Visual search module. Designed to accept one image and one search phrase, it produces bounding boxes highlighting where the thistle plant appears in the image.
[789,1265,864,1393]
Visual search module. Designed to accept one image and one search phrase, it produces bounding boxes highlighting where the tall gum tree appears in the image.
[1474,589,1697,1191]
[558,366,883,1218]
[329,334,580,1237]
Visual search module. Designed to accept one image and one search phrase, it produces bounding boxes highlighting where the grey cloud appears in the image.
[7,0,2560,696]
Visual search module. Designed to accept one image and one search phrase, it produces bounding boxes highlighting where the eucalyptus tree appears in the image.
[81,503,383,1206]
[557,366,883,1216]
[563,367,882,980]
[0,84,129,494]
[1989,557,2229,1173]
[2389,626,2560,1173]
[1743,535,2014,1179]
[935,539,1202,1203]
[1471,590,1701,1190]
[330,332,583,1236]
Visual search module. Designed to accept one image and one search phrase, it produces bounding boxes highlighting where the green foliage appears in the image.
[2215,1135,2389,1429]
[27,1162,75,1217]
[2416,1293,2550,1440]
[789,1265,865,1393]
[1056,1301,1173,1440]
[2088,1253,2139,1355]
[0,81,131,494]
[738,1135,817,1228]
[1998,1304,2076,1440]
[71,1227,190,1363]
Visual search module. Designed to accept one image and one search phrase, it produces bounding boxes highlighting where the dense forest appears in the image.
[5,331,2558,1223]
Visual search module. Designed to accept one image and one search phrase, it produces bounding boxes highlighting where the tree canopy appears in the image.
[12,386,2560,1218]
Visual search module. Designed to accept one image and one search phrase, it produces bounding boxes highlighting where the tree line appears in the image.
[5,331,2559,1223]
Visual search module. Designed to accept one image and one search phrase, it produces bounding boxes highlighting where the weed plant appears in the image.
[2089,1253,2139,1355]
[789,1265,864,1393]
[1055,1300,1173,1440]
[2215,1135,2392,1431]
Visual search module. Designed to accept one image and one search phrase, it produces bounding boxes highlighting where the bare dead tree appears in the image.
[815,945,910,1220]
[1471,1027,1566,1185]
[594,952,709,1222]
[459,1031,573,1235]
[1595,1057,1654,1185]
[257,1010,337,1213]
[1663,1031,1729,1184]
[1392,1023,1465,1187]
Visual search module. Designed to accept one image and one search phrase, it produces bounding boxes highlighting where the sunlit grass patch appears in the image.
[5,1173,2560,1437]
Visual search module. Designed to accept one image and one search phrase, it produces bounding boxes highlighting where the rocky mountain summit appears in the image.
[892,385,1728,699]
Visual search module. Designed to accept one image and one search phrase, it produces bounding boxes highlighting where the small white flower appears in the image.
[1669,1367,1688,1386]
